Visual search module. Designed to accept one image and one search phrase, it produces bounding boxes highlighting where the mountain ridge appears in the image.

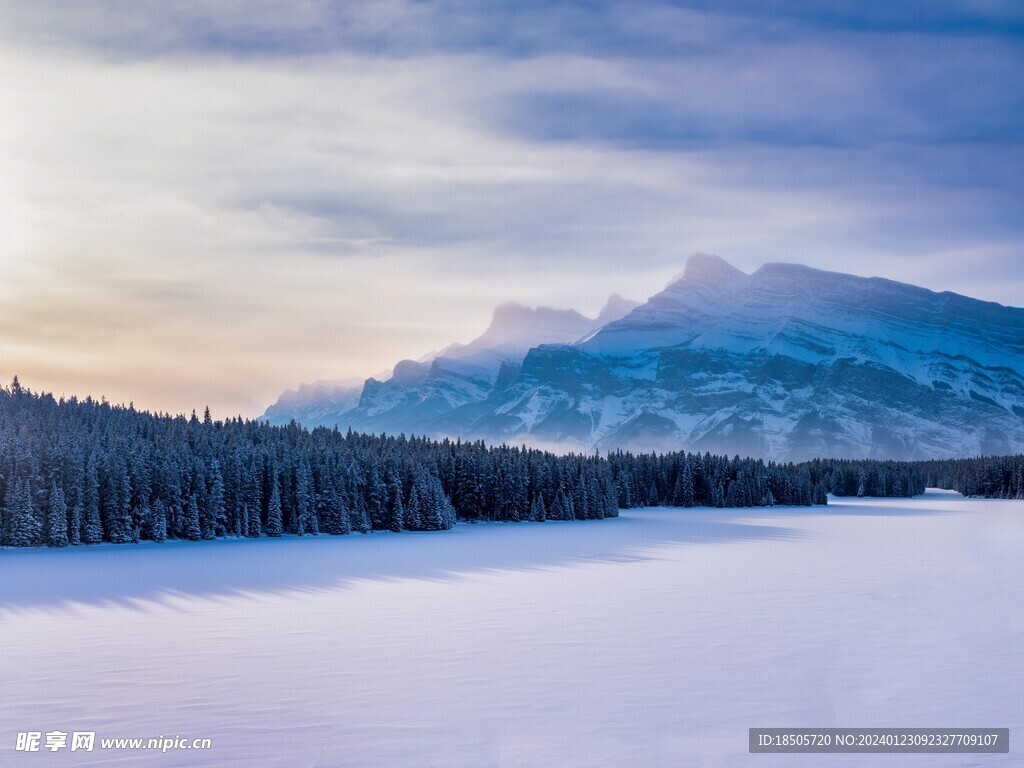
[262,294,640,429]
[263,256,1024,459]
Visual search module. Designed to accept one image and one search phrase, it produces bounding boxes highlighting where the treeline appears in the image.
[802,456,1024,499]
[607,451,829,508]
[801,459,927,498]
[5,380,1017,549]
[0,380,624,548]
[606,455,940,509]
[917,455,1024,499]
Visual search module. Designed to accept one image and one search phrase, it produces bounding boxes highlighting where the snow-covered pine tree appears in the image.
[530,492,546,522]
[182,493,201,541]
[237,502,250,539]
[247,495,263,538]
[102,458,134,544]
[367,461,387,530]
[429,476,456,530]
[387,477,404,533]
[336,487,353,535]
[206,463,226,539]
[82,456,103,543]
[647,481,659,507]
[68,501,83,545]
[295,459,318,536]
[404,483,422,531]
[586,475,601,519]
[266,479,283,537]
[352,495,370,533]
[243,459,263,536]
[46,482,68,547]
[9,479,42,547]
[550,488,566,520]
[151,500,167,542]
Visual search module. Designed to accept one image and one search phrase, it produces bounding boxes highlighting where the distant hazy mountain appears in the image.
[262,378,366,428]
[262,294,640,431]
[264,254,1024,459]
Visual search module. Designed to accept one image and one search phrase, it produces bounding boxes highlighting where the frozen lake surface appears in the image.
[2,490,1021,767]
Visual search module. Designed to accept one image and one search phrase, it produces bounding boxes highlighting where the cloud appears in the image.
[0,1,1020,416]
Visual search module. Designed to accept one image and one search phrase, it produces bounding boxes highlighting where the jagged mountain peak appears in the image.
[488,300,587,328]
[466,294,639,353]
[590,253,1024,362]
[666,253,747,289]
[469,302,590,352]
[390,359,430,386]
[597,293,642,324]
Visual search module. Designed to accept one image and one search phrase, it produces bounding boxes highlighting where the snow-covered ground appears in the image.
[1,490,1021,767]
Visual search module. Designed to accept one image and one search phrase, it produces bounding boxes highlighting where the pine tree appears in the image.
[103,460,134,544]
[266,480,283,537]
[429,477,456,530]
[813,482,829,505]
[247,496,263,538]
[387,478,404,533]
[1,481,13,546]
[319,483,348,536]
[456,458,481,522]
[7,479,41,546]
[530,492,547,522]
[46,482,68,547]
[336,489,353,535]
[238,502,250,538]
[151,500,167,542]
[550,488,566,520]
[572,478,587,520]
[404,484,422,531]
[182,493,201,541]
[243,459,263,536]
[586,475,601,519]
[206,465,226,539]
[295,460,318,536]
[352,497,371,534]
[680,464,695,507]
[82,457,103,543]
[68,502,83,545]
[647,481,659,507]
[367,462,386,530]
[617,470,634,508]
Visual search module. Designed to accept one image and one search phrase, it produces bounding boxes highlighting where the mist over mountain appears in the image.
[262,378,367,430]
[262,294,640,431]
[264,255,1024,460]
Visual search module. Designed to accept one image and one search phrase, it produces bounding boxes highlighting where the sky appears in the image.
[1,0,1022,417]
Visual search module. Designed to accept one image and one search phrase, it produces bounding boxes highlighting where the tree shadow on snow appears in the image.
[0,508,804,613]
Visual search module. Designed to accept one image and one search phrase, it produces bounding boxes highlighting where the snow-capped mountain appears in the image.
[261,294,640,431]
[479,254,1024,459]
[262,378,366,427]
[264,254,1024,459]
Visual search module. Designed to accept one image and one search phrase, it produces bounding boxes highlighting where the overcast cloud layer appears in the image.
[1,1,1022,416]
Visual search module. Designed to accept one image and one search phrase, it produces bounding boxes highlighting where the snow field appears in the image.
[1,490,1021,767]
